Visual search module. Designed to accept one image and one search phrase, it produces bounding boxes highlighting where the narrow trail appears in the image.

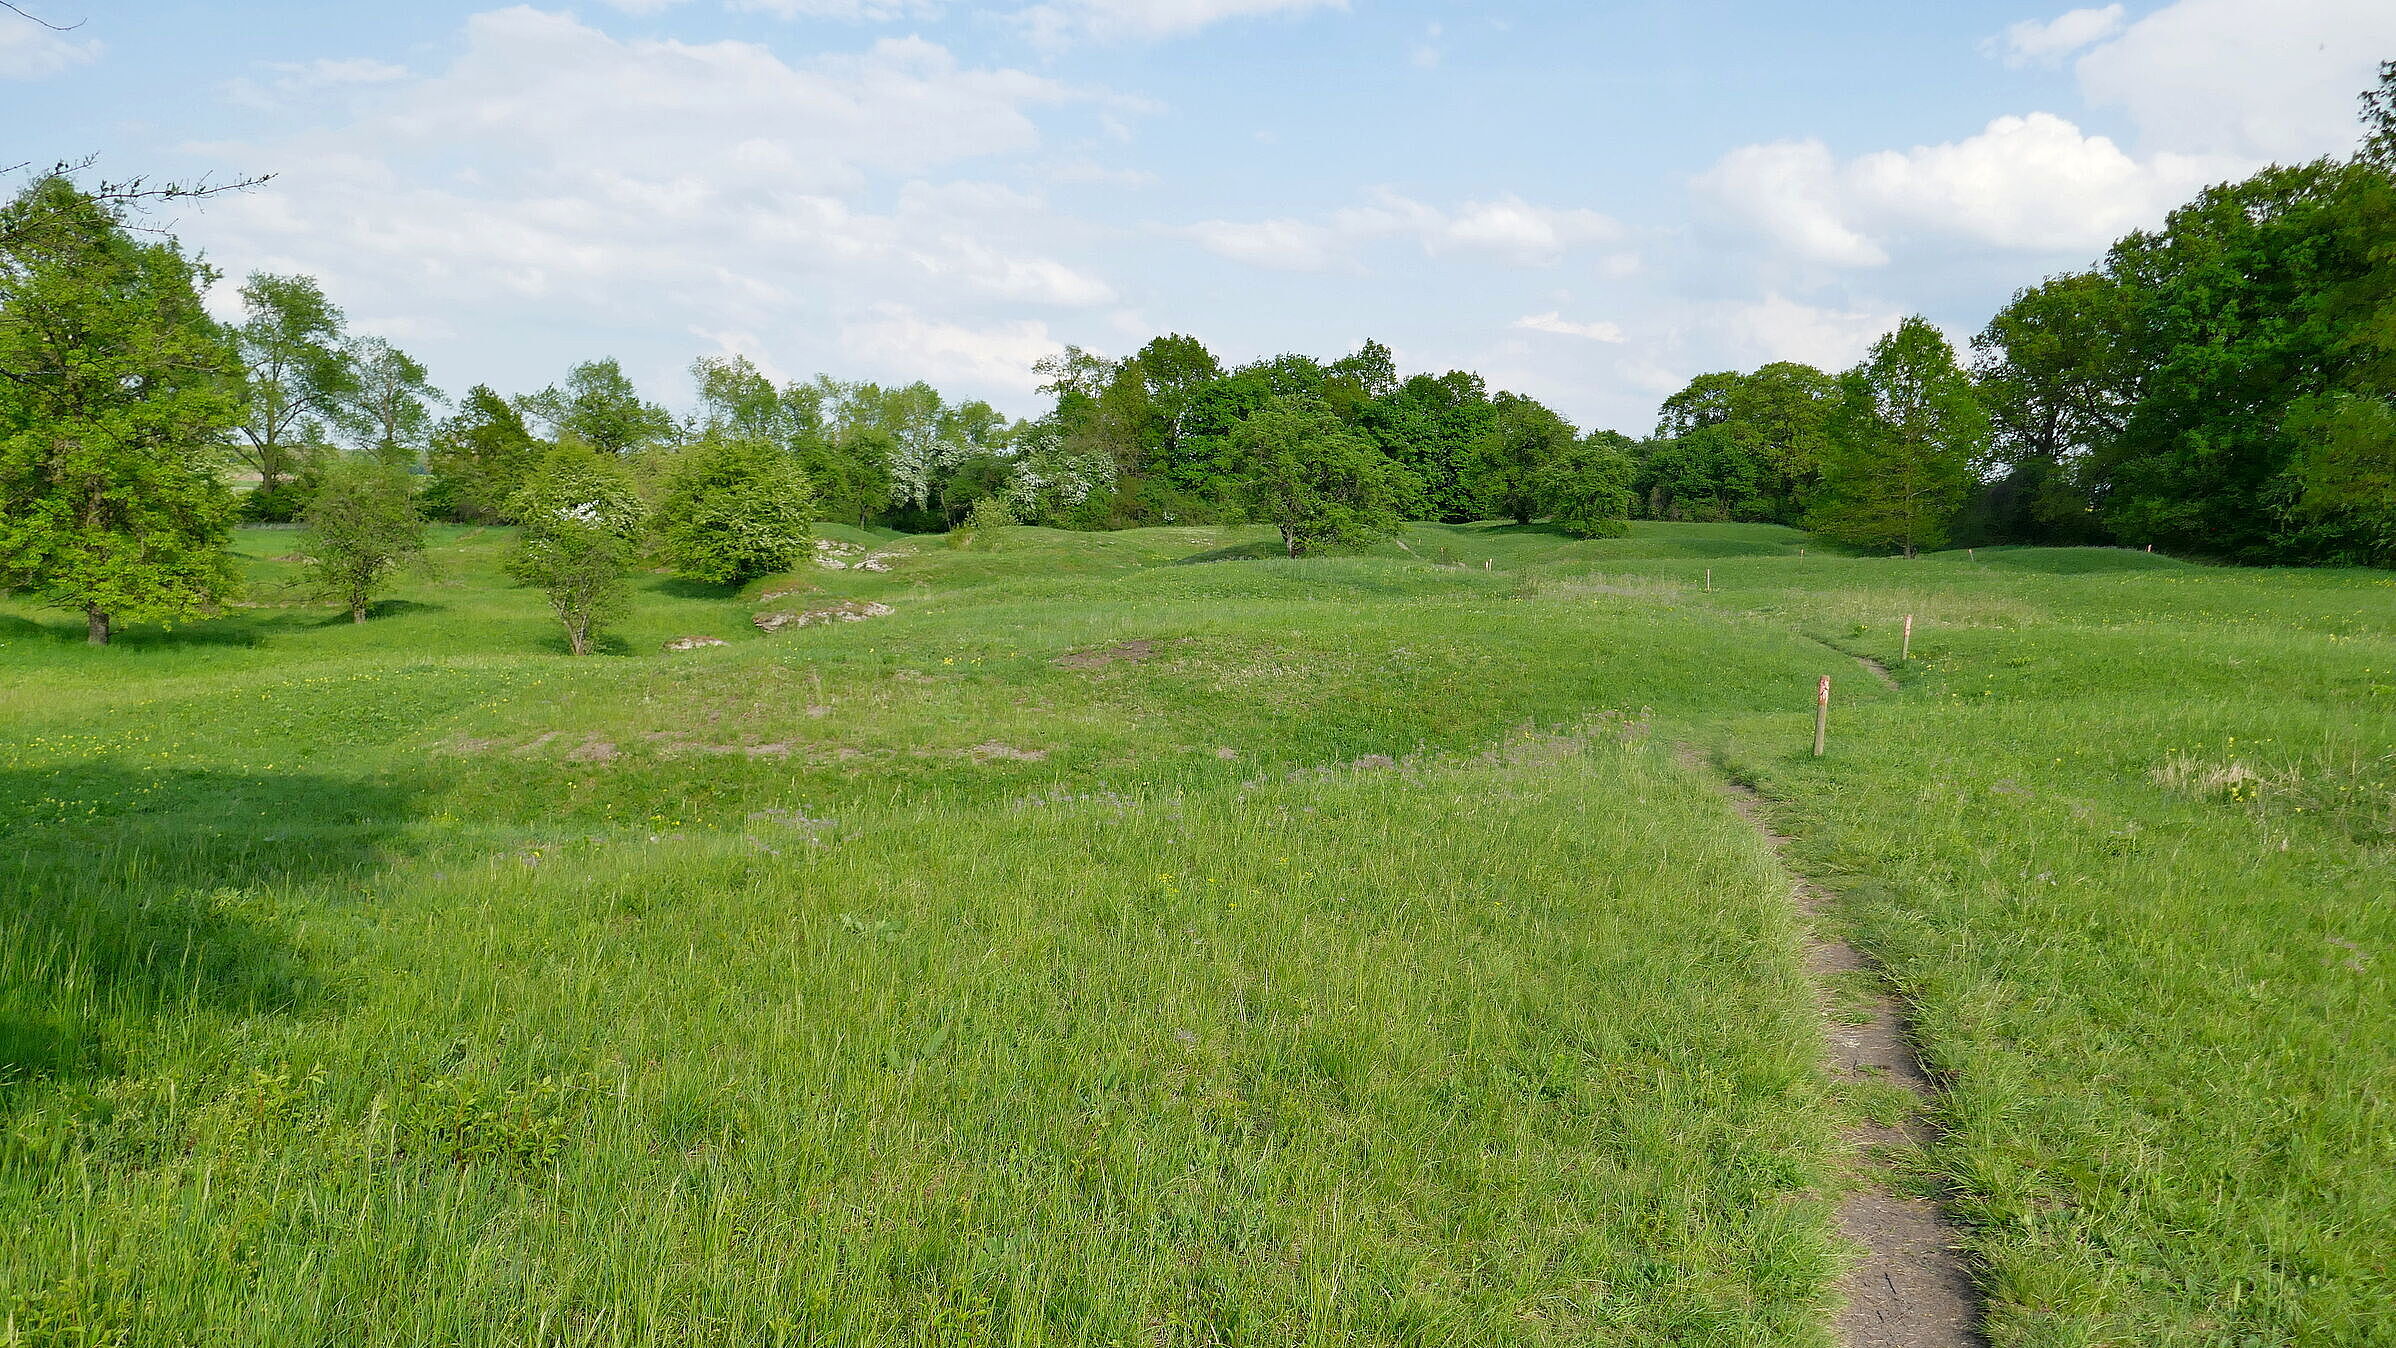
[1849,652,1899,691]
[1678,747,1981,1348]
[1802,632,1901,691]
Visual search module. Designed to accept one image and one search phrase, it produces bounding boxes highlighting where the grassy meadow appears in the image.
[1,521,2388,1345]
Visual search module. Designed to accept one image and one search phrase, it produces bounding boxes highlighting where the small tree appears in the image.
[503,444,645,655]
[298,457,428,622]
[651,437,815,585]
[1539,431,1637,538]
[1811,316,1986,558]
[0,177,242,645]
[1231,395,1410,557]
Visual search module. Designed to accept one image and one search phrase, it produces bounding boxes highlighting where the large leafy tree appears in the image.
[0,177,242,645]
[298,457,427,622]
[1358,370,1497,522]
[228,271,355,510]
[2083,160,2392,559]
[1641,363,1835,522]
[1471,392,1578,524]
[1811,316,1987,558]
[519,357,676,455]
[1232,395,1410,556]
[1538,431,1637,538]
[1968,272,2140,543]
[426,385,547,524]
[343,334,444,468]
[2279,66,2396,563]
[652,436,816,585]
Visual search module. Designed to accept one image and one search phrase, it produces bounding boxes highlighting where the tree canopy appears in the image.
[0,176,241,644]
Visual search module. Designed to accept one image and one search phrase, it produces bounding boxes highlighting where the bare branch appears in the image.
[0,1,85,32]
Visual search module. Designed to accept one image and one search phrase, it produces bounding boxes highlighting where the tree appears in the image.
[426,385,547,523]
[652,437,816,585]
[1539,431,1637,538]
[503,444,645,655]
[1967,272,2140,544]
[1642,364,1836,522]
[2287,394,2396,563]
[343,334,443,468]
[1811,316,1986,558]
[2082,160,2390,559]
[2361,58,2396,168]
[298,457,427,621]
[1358,370,1497,521]
[228,271,354,514]
[1472,393,1578,524]
[1230,395,1409,557]
[0,176,241,645]
[518,358,675,455]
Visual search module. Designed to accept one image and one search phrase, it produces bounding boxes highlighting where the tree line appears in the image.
[0,171,1635,650]
[9,65,2390,651]
[1630,63,2396,565]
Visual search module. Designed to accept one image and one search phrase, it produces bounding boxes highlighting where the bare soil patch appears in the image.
[1053,639,1155,670]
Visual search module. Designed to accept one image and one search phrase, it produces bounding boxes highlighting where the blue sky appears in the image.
[5,1,2392,430]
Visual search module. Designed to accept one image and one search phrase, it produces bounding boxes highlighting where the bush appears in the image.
[651,437,816,585]
[239,478,310,523]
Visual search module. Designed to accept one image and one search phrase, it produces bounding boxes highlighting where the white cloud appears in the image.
[175,7,1126,407]
[1988,5,2124,68]
[729,0,946,17]
[226,57,410,109]
[1180,190,1620,271]
[840,307,1063,392]
[1698,113,2234,266]
[1694,139,1888,267]
[2074,0,2396,161]
[0,18,99,79]
[1726,294,1902,370]
[1019,0,1345,45]
[1513,312,1626,343]
[1180,216,1341,270]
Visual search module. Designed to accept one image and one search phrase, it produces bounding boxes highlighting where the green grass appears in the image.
[1,520,2389,1344]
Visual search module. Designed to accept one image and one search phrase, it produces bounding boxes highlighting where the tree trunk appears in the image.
[1283,526,1300,558]
[566,617,589,656]
[352,600,368,623]
[1904,542,1918,559]
[85,607,110,646]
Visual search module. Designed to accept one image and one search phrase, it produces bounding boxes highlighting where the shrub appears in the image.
[297,457,428,621]
[503,445,646,655]
[651,437,816,585]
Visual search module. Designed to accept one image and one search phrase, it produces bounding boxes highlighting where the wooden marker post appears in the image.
[1813,676,1831,758]
[1901,613,1914,662]
[1704,567,1712,593]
